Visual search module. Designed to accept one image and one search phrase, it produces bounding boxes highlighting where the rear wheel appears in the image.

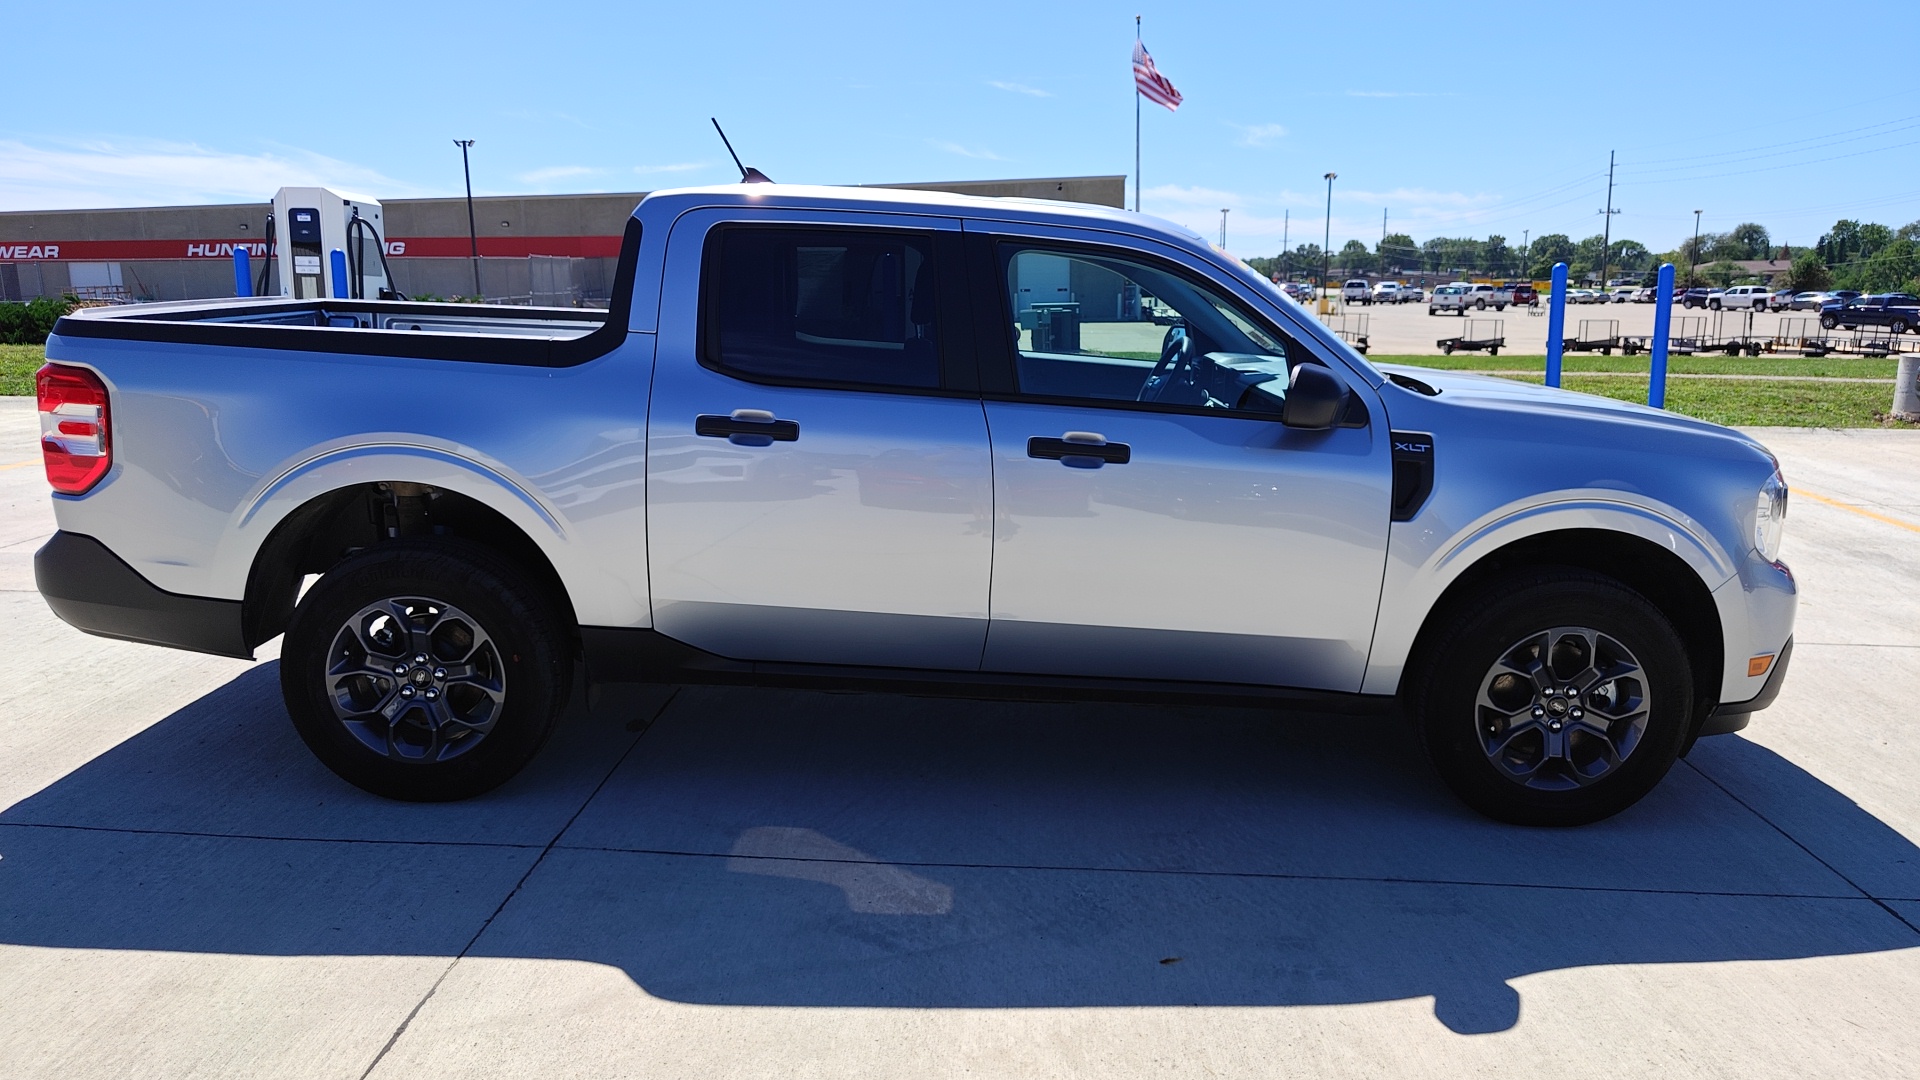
[1893,318,1909,335]
[281,540,572,801]
[1407,570,1692,826]
[1820,314,1838,330]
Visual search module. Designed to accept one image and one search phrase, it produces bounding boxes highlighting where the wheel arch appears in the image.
[1399,528,1724,733]
[241,482,578,653]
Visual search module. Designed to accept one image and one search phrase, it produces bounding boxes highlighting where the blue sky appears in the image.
[5,0,1915,257]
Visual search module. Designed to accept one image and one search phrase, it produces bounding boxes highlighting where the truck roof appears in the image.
[634,184,1208,248]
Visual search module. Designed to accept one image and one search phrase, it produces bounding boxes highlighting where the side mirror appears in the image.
[1281,362,1351,430]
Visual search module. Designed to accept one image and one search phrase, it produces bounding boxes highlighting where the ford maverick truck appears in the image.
[34,184,1796,825]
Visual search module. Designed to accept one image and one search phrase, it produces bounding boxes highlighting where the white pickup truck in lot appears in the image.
[1429,282,1511,314]
[33,184,1795,825]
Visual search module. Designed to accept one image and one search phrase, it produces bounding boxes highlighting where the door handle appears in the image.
[1027,432,1130,468]
[695,409,800,446]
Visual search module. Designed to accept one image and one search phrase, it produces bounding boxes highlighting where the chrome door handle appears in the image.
[695,409,799,446]
[1027,432,1130,468]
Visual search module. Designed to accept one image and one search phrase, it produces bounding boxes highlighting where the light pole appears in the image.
[1322,172,1336,306]
[1690,209,1703,288]
[1219,208,1229,249]
[454,139,479,298]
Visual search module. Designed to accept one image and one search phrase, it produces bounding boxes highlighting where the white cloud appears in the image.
[518,165,598,185]
[0,137,417,211]
[989,80,1051,97]
[632,162,708,175]
[1232,123,1288,148]
[927,140,1005,161]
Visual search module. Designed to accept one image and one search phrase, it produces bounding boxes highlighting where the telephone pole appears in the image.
[1597,150,1619,290]
[1322,172,1337,302]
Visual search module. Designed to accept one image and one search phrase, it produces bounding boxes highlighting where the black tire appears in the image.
[1475,299,1487,310]
[1709,300,1721,310]
[1495,303,1507,311]
[1429,307,1438,316]
[1406,570,1693,826]
[281,540,573,801]
[1820,314,1837,330]
[1893,319,1909,335]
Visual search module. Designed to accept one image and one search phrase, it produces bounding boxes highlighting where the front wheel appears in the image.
[281,540,573,801]
[1406,570,1692,826]
[1820,314,1838,329]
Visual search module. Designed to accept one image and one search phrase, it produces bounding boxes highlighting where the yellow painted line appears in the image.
[1796,488,1920,535]
[0,459,40,472]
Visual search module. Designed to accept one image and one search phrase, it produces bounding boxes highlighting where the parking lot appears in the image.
[1324,296,1857,356]
[2,395,1918,1078]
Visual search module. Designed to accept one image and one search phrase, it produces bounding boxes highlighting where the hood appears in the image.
[1375,362,1776,464]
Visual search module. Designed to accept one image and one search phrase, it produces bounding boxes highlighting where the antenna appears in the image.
[710,118,774,184]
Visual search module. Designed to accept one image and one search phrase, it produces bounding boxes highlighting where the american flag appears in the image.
[1133,40,1183,112]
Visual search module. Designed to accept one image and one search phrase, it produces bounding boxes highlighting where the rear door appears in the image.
[966,224,1392,690]
[645,210,994,670]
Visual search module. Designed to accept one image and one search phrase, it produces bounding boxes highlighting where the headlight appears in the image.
[1755,469,1788,562]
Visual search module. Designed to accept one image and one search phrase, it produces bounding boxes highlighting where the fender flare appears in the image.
[212,440,647,628]
[1361,497,1739,696]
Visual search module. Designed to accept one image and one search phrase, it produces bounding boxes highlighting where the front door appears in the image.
[646,216,993,670]
[975,234,1393,691]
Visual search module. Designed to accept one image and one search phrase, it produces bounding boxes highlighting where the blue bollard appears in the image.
[329,249,349,299]
[1649,263,1676,409]
[233,246,252,297]
[1545,262,1568,388]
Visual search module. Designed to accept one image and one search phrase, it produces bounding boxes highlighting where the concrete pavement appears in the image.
[1326,296,1904,357]
[1,396,1917,1078]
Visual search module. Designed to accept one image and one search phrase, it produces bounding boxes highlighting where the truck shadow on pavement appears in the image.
[1,664,1916,1034]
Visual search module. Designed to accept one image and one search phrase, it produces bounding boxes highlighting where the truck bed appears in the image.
[54,297,612,366]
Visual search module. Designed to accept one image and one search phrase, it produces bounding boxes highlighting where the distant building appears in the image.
[0,175,1125,304]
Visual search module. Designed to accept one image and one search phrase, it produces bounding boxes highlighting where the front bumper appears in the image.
[35,531,250,658]
[1698,637,1793,736]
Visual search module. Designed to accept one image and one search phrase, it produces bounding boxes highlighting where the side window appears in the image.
[703,227,941,390]
[1000,243,1309,413]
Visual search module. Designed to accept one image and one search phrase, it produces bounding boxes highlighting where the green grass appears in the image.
[1371,353,1899,379]
[0,345,44,395]
[1448,371,1914,428]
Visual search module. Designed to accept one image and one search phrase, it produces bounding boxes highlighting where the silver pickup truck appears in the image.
[33,184,1796,825]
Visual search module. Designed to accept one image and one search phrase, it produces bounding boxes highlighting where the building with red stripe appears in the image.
[0,177,1123,304]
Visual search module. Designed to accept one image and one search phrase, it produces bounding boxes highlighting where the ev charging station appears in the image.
[267,187,397,300]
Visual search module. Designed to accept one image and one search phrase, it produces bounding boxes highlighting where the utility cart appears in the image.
[1564,319,1620,354]
[1320,312,1370,354]
[1624,316,1707,355]
[1437,319,1505,355]
[1768,318,1834,357]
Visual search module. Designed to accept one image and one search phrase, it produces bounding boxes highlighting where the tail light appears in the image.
[37,363,112,495]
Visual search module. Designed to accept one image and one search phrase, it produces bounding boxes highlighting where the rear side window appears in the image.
[702,227,941,390]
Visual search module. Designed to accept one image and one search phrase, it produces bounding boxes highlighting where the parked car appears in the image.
[1608,287,1637,303]
[1567,289,1600,304]
[1507,282,1538,307]
[1398,284,1426,303]
[1786,292,1828,311]
[1819,290,1863,308]
[1712,285,1773,311]
[1631,287,1657,303]
[1464,283,1511,310]
[1371,282,1407,304]
[32,182,1797,827]
[1343,278,1373,304]
[1820,293,1920,333]
[1681,288,1724,309]
[1767,289,1796,312]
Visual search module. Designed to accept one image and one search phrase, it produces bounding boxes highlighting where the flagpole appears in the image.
[1133,15,1141,212]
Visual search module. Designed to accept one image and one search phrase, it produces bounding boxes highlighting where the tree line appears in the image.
[1245,217,1920,296]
